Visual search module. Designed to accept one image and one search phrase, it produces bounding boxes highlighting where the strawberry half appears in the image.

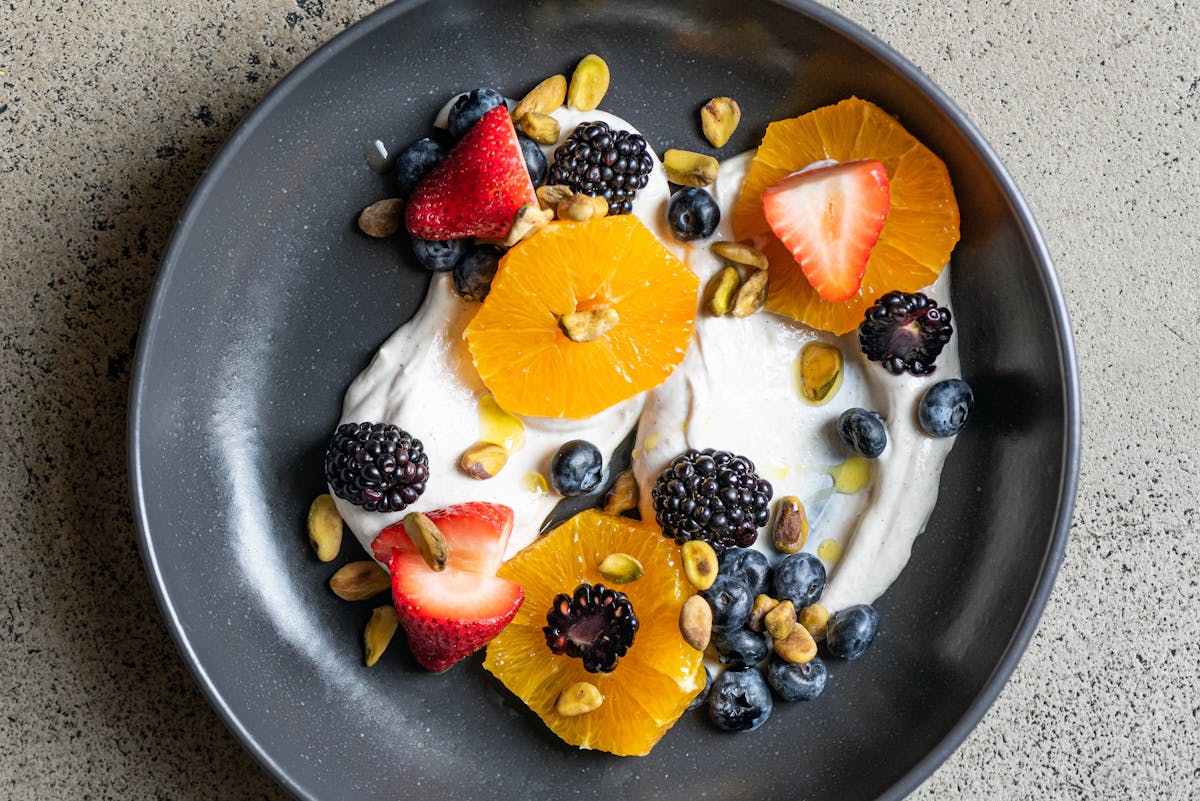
[389,550,524,672]
[405,105,538,240]
[761,159,891,303]
[371,502,515,575]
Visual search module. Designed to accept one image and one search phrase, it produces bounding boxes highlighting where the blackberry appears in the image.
[546,121,654,215]
[543,583,638,673]
[651,448,773,553]
[324,422,429,513]
[858,291,953,376]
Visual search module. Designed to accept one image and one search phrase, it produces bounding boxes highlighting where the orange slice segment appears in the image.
[732,97,960,334]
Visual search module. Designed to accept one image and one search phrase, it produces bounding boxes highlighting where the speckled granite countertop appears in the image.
[2,1,1197,798]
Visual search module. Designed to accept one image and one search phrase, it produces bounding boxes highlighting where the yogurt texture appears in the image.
[334,104,960,611]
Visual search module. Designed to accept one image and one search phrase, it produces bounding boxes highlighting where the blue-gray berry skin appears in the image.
[410,237,468,272]
[447,88,506,139]
[516,133,548,186]
[452,245,502,302]
[713,627,769,668]
[394,137,447,197]
[919,379,974,437]
[825,604,879,661]
[707,667,773,732]
[667,187,720,241]
[548,440,604,497]
[766,654,827,702]
[772,552,826,609]
[718,548,772,599]
[837,407,888,458]
[700,574,753,632]
[687,666,713,711]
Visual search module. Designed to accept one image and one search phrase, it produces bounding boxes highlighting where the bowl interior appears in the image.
[131,1,1076,800]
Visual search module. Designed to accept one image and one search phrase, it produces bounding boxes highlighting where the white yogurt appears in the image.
[336,107,960,612]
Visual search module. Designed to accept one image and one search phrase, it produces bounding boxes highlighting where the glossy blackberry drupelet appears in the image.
[825,604,880,661]
[324,422,429,512]
[516,133,548,186]
[543,583,638,673]
[700,574,753,633]
[549,439,604,497]
[919,378,974,437]
[772,552,827,609]
[411,236,468,272]
[707,667,773,732]
[394,137,446,196]
[447,87,506,139]
[666,187,720,241]
[858,291,953,376]
[766,654,827,702]
[718,548,772,599]
[546,121,653,215]
[713,627,769,668]
[837,407,888,458]
[452,244,502,302]
[651,448,773,553]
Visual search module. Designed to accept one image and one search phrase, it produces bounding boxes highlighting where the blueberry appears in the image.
[712,627,768,668]
[394,137,447,197]
[452,245,502,301]
[718,548,772,598]
[517,133,547,186]
[825,604,879,660]
[411,236,468,272]
[918,379,974,437]
[766,654,827,702]
[447,88,506,139]
[666,187,720,241]
[700,574,753,632]
[549,439,603,496]
[772,552,826,609]
[837,407,888,458]
[707,667,773,732]
[687,666,713,711]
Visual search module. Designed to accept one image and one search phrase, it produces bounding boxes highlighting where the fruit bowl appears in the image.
[129,1,1080,800]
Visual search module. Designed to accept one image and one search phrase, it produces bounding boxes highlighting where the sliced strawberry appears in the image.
[389,550,524,672]
[761,159,891,303]
[371,502,515,575]
[405,105,538,240]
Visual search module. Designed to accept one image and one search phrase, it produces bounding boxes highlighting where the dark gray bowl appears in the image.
[129,1,1080,799]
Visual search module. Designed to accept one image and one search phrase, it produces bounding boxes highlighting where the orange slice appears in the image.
[732,97,960,334]
[464,216,698,419]
[483,510,703,756]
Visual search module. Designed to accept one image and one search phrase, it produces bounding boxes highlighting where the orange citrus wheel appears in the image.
[483,510,703,756]
[464,216,698,419]
[732,97,960,334]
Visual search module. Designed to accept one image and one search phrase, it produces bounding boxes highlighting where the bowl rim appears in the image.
[127,1,1082,799]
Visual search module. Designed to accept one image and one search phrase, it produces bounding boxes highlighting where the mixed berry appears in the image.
[546,120,653,214]
[651,448,773,553]
[324,422,429,513]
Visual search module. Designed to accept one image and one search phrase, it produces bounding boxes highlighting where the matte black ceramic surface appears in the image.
[129,2,1080,800]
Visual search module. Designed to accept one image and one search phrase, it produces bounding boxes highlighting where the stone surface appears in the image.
[1,1,1196,799]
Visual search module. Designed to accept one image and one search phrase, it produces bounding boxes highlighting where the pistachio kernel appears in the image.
[775,624,818,664]
[555,681,605,716]
[681,539,719,591]
[772,495,808,554]
[662,149,719,187]
[603,469,639,515]
[706,265,741,317]
[711,240,769,270]
[459,441,508,480]
[798,342,844,405]
[363,605,399,667]
[700,96,742,148]
[559,307,619,342]
[596,552,644,584]
[307,494,344,562]
[764,599,797,641]
[556,192,602,222]
[513,73,568,119]
[748,594,779,633]
[329,561,391,601]
[500,203,553,247]
[517,111,561,146]
[679,594,713,651]
[590,195,610,217]
[357,198,405,238]
[731,269,769,318]
[536,184,574,211]
[402,511,449,572]
[799,603,830,640]
[567,54,610,111]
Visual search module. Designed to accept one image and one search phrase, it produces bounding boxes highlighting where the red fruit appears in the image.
[389,551,524,672]
[371,502,515,575]
[405,106,538,240]
[761,159,891,303]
